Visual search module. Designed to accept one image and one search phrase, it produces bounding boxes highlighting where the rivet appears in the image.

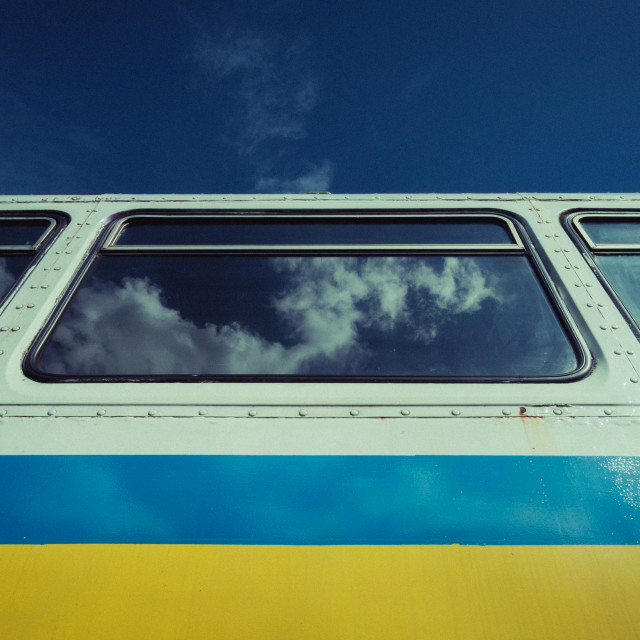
[585,283,593,287]
[350,409,359,416]
[631,378,639,384]
[148,410,157,416]
[502,409,511,415]
[248,410,257,417]
[612,325,619,330]
[545,234,551,238]
[299,409,308,417]
[47,410,56,416]
[30,285,37,289]
[11,326,19,332]
[15,304,23,309]
[198,409,208,416]
[0,410,6,416]
[553,408,562,415]
[604,409,613,416]
[65,250,71,254]
[554,249,561,253]
[563,249,571,253]
[97,409,106,416]
[27,303,34,308]
[615,349,623,355]
[401,409,410,416]
[0,327,8,332]
[627,350,635,355]
[586,302,594,307]
[564,265,571,270]
[574,283,582,287]
[451,409,461,416]
[44,267,50,271]
[574,265,580,269]
[54,267,61,270]
[600,325,608,330]
[41,285,48,289]
[0,350,4,355]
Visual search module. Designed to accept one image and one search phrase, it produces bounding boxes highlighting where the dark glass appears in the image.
[116,217,514,246]
[594,255,640,325]
[581,218,640,245]
[37,254,577,378]
[0,255,32,300]
[0,220,50,247]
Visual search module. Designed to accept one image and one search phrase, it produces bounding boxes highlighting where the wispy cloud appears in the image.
[254,160,333,193]
[192,25,333,192]
[194,29,317,154]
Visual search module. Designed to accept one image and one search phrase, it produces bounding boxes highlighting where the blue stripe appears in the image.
[0,456,639,544]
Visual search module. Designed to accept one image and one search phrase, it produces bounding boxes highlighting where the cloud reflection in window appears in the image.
[37,255,577,377]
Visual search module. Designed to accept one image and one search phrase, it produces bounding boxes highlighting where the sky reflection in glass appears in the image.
[116,217,514,246]
[581,219,640,246]
[595,255,640,326]
[0,256,32,301]
[0,220,50,247]
[38,253,577,378]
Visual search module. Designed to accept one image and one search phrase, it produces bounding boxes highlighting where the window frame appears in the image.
[26,209,590,384]
[569,211,640,337]
[0,212,64,308]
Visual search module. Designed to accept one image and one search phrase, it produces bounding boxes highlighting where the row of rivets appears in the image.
[0,406,624,418]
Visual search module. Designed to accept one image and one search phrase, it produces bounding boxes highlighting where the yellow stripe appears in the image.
[1,545,640,639]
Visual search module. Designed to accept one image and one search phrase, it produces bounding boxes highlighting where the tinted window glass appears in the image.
[594,255,640,324]
[581,219,640,245]
[116,218,515,246]
[37,254,577,378]
[0,220,50,247]
[0,256,32,299]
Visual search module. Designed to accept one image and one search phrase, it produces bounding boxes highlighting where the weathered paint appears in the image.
[2,194,640,639]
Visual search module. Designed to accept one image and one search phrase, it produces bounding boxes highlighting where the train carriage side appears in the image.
[0,193,640,639]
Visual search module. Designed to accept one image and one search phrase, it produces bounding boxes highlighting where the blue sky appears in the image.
[2,0,639,195]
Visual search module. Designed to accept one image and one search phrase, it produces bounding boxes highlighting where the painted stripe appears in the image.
[4,416,640,456]
[1,455,639,544]
[1,544,639,639]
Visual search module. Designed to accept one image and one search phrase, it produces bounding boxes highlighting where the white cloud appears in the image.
[253,160,333,193]
[194,30,317,154]
[41,257,501,376]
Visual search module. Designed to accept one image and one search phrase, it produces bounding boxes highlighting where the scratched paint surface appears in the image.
[1,455,639,544]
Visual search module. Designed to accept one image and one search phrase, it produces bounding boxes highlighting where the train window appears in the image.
[0,217,57,302]
[32,213,581,381]
[113,216,515,247]
[573,214,640,329]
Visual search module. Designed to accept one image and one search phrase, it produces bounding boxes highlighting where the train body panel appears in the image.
[1,193,640,638]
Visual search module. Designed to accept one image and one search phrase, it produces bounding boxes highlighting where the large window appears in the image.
[573,213,640,331]
[31,212,581,381]
[0,216,58,304]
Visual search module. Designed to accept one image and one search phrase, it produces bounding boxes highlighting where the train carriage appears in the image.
[0,193,639,639]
